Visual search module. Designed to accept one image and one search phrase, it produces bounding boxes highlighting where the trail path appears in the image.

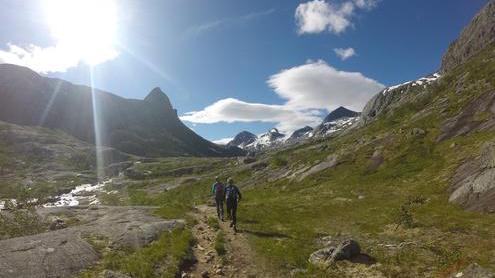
[183,204,266,278]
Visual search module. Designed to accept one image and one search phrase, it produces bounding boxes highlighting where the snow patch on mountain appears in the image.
[382,73,441,95]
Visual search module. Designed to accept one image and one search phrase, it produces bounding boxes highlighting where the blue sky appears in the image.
[0,0,488,143]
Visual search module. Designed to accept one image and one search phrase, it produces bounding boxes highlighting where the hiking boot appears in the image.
[229,222,234,227]
[233,225,237,233]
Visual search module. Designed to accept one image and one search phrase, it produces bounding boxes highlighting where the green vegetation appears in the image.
[80,227,194,278]
[214,230,226,256]
[207,216,220,231]
[0,195,46,240]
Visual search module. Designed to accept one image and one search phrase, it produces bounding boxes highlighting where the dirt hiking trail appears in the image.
[182,204,275,278]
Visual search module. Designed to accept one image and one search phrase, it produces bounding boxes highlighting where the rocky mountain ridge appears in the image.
[440,0,495,73]
[0,64,244,157]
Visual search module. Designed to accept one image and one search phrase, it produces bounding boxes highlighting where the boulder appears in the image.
[309,238,361,267]
[410,128,426,137]
[49,218,67,231]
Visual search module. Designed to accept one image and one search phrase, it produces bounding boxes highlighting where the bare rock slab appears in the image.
[0,206,183,278]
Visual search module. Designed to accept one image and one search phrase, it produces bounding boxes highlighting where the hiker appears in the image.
[211,176,225,221]
[225,177,242,232]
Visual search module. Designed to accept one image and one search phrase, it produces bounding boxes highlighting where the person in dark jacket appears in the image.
[211,176,225,221]
[225,177,242,232]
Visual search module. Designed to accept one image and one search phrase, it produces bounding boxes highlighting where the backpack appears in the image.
[214,183,224,198]
[226,185,237,200]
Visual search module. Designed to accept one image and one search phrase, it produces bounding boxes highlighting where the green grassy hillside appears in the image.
[122,45,495,277]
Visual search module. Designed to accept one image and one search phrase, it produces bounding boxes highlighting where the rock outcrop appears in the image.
[440,0,495,73]
[0,206,183,278]
[449,141,495,212]
[360,74,440,124]
[438,90,495,142]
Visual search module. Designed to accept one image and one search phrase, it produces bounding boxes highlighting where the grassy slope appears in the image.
[124,46,495,277]
[234,46,495,277]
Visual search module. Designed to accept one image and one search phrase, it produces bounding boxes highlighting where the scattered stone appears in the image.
[290,268,308,277]
[215,268,224,275]
[99,270,132,278]
[451,263,495,278]
[201,270,209,278]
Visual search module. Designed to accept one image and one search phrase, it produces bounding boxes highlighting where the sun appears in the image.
[42,0,119,65]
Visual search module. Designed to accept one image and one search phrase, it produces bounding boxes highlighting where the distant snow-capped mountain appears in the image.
[286,126,313,144]
[226,131,257,149]
[313,106,360,137]
[227,107,360,151]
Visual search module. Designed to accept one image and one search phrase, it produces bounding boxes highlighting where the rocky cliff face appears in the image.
[360,74,441,124]
[0,64,244,157]
[440,0,495,73]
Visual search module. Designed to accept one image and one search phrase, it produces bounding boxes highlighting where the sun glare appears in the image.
[42,0,119,65]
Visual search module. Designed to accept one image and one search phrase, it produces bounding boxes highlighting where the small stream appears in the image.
[43,179,113,207]
[0,179,113,210]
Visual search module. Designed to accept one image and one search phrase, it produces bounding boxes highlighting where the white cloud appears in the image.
[354,0,379,9]
[212,137,234,145]
[334,47,356,60]
[181,60,384,134]
[0,42,118,73]
[295,0,378,35]
[180,98,322,133]
[267,60,384,112]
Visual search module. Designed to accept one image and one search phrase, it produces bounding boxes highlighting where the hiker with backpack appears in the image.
[211,176,225,221]
[225,177,242,233]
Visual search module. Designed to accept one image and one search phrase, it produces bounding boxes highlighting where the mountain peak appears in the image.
[144,87,175,113]
[145,87,170,103]
[323,106,359,123]
[227,131,258,148]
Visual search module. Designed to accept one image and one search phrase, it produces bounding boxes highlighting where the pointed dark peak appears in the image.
[144,87,175,112]
[323,106,359,123]
[237,131,257,137]
[228,130,258,147]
